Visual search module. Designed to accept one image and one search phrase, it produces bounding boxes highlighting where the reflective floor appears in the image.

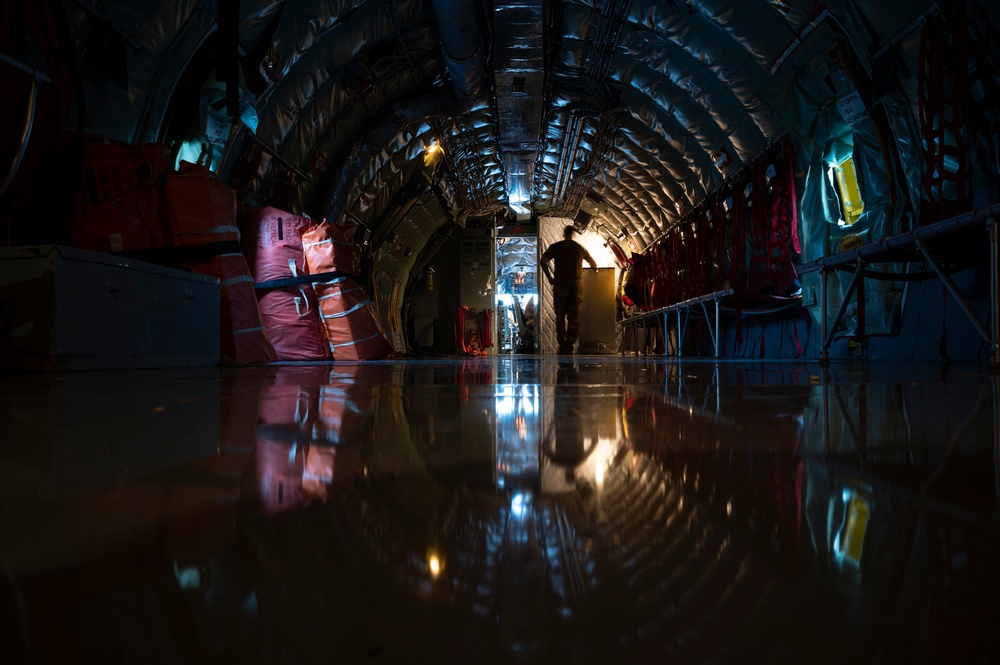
[1,357,998,664]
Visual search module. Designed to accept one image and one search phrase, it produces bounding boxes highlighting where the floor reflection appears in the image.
[0,358,997,663]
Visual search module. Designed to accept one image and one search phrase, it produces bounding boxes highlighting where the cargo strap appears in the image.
[253,270,355,290]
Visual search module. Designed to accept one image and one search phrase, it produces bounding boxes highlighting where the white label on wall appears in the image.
[205,113,231,147]
[836,91,869,127]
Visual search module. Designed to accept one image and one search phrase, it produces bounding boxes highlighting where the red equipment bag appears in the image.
[241,206,328,361]
[166,161,241,247]
[70,137,174,253]
[302,221,393,360]
[301,218,360,275]
[314,277,394,361]
[164,162,275,365]
[241,206,312,281]
[255,288,328,361]
[478,308,493,350]
[204,254,277,365]
[454,306,493,355]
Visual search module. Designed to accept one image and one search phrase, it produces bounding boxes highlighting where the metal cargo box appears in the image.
[0,245,220,371]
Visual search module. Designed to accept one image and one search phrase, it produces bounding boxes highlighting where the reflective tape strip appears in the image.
[314,276,351,288]
[304,238,353,249]
[324,299,371,319]
[302,471,332,484]
[287,259,312,314]
[317,287,363,301]
[233,325,265,334]
[329,330,383,349]
[222,275,254,287]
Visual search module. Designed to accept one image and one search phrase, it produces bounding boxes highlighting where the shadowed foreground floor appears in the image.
[1,356,998,664]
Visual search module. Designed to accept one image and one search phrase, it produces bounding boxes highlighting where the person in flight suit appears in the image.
[540,225,597,354]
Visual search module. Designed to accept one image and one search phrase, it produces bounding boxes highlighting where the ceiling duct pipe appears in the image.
[493,0,546,212]
[430,0,488,110]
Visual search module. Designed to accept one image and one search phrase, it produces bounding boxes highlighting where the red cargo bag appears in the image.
[301,218,360,274]
[164,162,275,364]
[302,221,393,360]
[241,206,312,282]
[70,137,174,253]
[313,278,394,361]
[241,206,328,361]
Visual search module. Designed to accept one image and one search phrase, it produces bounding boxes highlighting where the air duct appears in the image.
[430,0,488,110]
[493,0,546,215]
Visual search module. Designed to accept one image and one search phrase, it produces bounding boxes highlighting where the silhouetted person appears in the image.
[541,225,597,354]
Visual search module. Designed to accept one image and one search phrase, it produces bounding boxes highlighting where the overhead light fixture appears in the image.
[423,141,444,168]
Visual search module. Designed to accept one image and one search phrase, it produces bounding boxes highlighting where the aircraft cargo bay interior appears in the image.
[1,1,999,663]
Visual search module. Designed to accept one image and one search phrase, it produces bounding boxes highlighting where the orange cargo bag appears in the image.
[164,162,275,364]
[302,221,392,361]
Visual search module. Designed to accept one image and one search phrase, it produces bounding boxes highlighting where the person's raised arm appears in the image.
[540,247,554,284]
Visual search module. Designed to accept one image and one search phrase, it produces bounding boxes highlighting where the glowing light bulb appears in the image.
[428,553,442,578]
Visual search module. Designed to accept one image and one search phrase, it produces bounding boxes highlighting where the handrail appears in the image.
[0,52,52,84]
[798,202,1000,274]
[619,288,735,358]
[618,289,735,325]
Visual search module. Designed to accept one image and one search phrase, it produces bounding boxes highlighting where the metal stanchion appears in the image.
[992,214,1000,367]
[714,298,721,358]
[821,263,865,359]
[918,241,992,343]
[993,374,999,513]
[820,268,828,362]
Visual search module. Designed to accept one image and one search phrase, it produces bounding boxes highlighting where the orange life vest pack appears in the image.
[164,162,275,365]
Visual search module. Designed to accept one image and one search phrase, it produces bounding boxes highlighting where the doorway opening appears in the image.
[495,236,538,354]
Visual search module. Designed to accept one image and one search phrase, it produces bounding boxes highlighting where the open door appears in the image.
[495,236,538,354]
